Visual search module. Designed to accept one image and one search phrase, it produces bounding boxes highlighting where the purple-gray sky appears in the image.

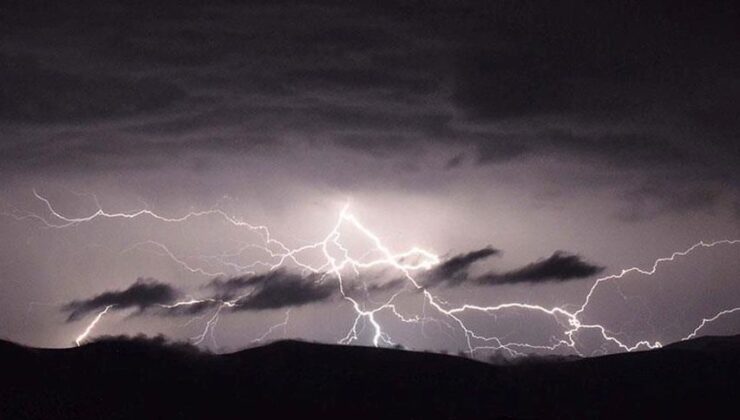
[1,0,739,357]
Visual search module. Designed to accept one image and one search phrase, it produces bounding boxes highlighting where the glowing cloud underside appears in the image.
[7,190,740,356]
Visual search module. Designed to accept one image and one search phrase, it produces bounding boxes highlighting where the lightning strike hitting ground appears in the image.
[252,310,291,344]
[75,304,114,346]
[6,191,740,357]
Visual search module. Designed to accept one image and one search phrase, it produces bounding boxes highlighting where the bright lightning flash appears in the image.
[6,191,740,357]
[74,304,114,346]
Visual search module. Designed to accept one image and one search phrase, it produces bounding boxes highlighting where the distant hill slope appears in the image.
[1,335,738,419]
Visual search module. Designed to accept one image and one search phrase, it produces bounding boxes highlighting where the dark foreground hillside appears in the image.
[1,335,738,419]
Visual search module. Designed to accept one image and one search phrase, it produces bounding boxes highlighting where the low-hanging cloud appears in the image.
[229,271,337,311]
[424,246,500,287]
[65,270,367,321]
[158,271,341,316]
[62,248,604,323]
[62,278,180,322]
[476,252,605,286]
[423,249,604,288]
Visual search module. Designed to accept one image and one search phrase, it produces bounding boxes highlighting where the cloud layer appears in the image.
[2,1,738,219]
[211,271,337,311]
[422,248,604,288]
[476,252,604,286]
[62,245,603,322]
[424,247,501,287]
[62,278,180,321]
[2,1,736,175]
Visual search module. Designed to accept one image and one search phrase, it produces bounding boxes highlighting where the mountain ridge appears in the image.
[1,335,738,419]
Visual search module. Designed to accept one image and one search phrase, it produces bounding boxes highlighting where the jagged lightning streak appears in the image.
[122,241,229,277]
[252,310,291,344]
[682,307,740,341]
[436,239,740,355]
[74,304,114,346]
[6,191,740,356]
[191,304,224,346]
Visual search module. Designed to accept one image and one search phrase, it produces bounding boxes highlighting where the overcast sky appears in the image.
[1,0,738,356]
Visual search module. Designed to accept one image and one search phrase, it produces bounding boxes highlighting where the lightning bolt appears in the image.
[682,307,740,341]
[252,309,291,344]
[74,304,114,346]
[6,191,740,357]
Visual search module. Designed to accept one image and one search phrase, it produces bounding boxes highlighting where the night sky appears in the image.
[1,0,739,356]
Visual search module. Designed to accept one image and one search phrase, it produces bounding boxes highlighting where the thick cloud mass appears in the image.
[0,0,733,221]
[64,270,386,321]
[206,269,339,310]
[3,0,739,352]
[425,247,500,287]
[230,271,337,311]
[423,248,604,287]
[206,276,257,300]
[477,252,605,286]
[207,270,339,309]
[0,54,185,123]
[63,278,180,321]
[2,0,737,188]
[62,252,602,322]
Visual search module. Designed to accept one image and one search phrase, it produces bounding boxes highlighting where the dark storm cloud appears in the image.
[1,0,738,216]
[0,54,186,123]
[205,270,340,311]
[0,1,446,166]
[285,68,438,95]
[542,130,692,167]
[616,183,722,222]
[212,270,409,304]
[476,252,605,286]
[424,247,500,287]
[474,138,531,165]
[449,1,739,173]
[450,1,739,119]
[362,278,407,294]
[229,271,337,311]
[206,275,256,299]
[62,278,180,322]
[453,48,573,121]
[423,248,603,287]
[62,270,342,320]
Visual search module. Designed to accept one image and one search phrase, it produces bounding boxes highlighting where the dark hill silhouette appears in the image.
[1,335,738,419]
